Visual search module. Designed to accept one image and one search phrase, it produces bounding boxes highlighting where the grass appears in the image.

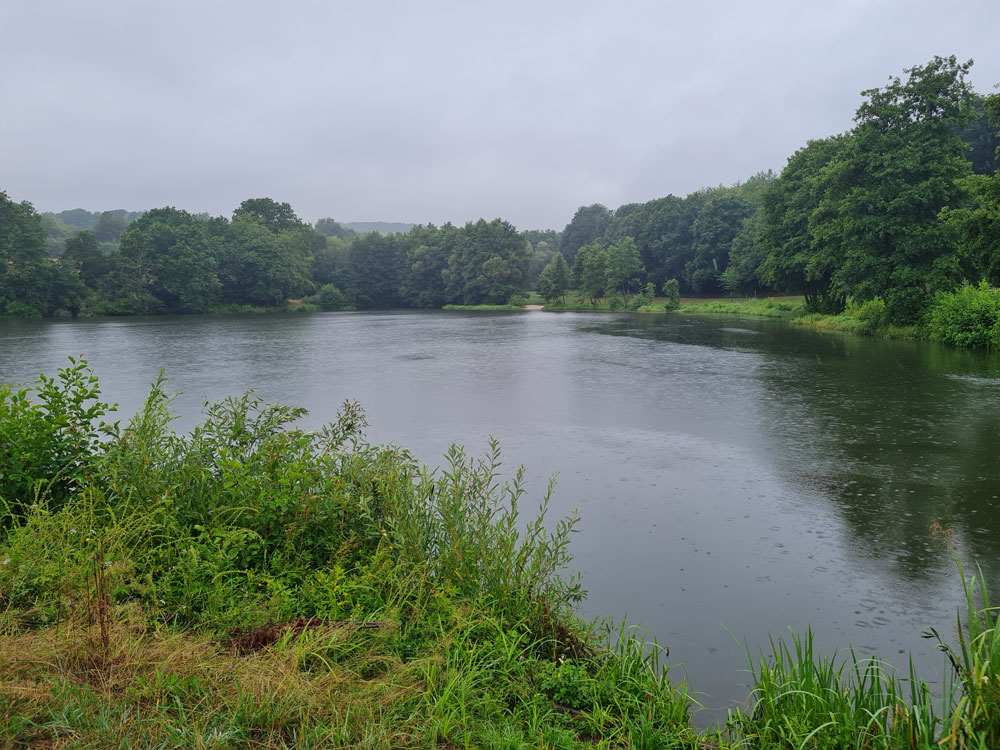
[441,304,527,311]
[680,295,807,318]
[2,359,999,748]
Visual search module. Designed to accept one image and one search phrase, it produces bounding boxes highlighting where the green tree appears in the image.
[347,232,406,308]
[92,211,128,242]
[573,242,609,303]
[560,204,613,267]
[609,193,706,291]
[0,192,49,315]
[219,215,311,306]
[829,56,977,323]
[942,93,1000,286]
[443,219,529,305]
[314,217,357,240]
[758,135,853,313]
[537,251,571,303]
[685,194,755,293]
[399,224,455,308]
[604,237,644,299]
[62,230,112,288]
[720,211,765,296]
[661,278,681,310]
[310,235,351,287]
[233,198,304,234]
[112,207,222,314]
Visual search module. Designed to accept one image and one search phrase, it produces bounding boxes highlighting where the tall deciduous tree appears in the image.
[537,251,570,303]
[0,192,51,315]
[560,204,613,268]
[685,194,755,293]
[62,231,112,288]
[233,198,304,234]
[114,207,221,314]
[605,237,644,299]
[829,56,976,323]
[758,135,852,312]
[444,219,528,304]
[573,242,609,303]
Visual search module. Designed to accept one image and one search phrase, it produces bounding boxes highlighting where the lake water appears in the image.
[2,310,999,720]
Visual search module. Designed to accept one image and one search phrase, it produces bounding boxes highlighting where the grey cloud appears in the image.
[2,0,998,229]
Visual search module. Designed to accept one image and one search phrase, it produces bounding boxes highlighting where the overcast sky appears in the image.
[2,1,998,230]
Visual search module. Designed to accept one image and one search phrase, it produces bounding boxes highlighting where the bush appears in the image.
[0,357,118,523]
[853,297,889,332]
[925,282,1000,349]
[303,283,351,311]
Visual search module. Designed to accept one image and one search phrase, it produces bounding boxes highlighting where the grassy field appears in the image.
[2,359,998,748]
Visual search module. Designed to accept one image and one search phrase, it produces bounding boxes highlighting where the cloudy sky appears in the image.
[2,1,998,230]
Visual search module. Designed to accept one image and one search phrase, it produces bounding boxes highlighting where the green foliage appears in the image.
[219,214,312,307]
[925,282,1000,349]
[927,559,1000,748]
[572,241,609,303]
[443,219,530,305]
[758,135,851,313]
[852,297,889,332]
[91,211,127,242]
[604,237,644,298]
[0,357,118,523]
[307,283,350,311]
[661,278,681,310]
[232,198,304,234]
[113,207,222,314]
[683,296,805,318]
[560,204,613,267]
[941,172,1000,287]
[537,251,571,303]
[313,217,357,240]
[346,231,406,308]
[729,629,947,749]
[685,194,754,294]
[627,282,656,310]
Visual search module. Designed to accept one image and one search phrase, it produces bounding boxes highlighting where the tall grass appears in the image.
[0,359,702,748]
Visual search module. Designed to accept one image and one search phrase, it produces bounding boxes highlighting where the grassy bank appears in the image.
[679,296,806,318]
[2,360,999,748]
[681,296,929,342]
[441,304,526,311]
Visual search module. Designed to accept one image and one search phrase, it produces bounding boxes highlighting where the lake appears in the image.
[2,309,999,720]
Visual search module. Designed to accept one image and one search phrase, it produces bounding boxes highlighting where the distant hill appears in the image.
[343,221,415,235]
[53,208,144,228]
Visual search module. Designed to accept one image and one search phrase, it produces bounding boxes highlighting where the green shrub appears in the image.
[661,279,681,311]
[925,281,1000,349]
[852,297,889,332]
[0,357,118,523]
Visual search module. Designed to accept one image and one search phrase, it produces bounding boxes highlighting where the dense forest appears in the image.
[1,56,998,326]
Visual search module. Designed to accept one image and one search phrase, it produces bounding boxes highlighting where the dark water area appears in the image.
[3,310,999,722]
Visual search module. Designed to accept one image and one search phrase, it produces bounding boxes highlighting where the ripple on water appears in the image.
[943,373,1000,386]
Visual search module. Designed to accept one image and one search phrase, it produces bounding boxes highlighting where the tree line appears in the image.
[2,55,998,322]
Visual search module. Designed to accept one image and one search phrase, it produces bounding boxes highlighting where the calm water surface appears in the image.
[3,310,999,719]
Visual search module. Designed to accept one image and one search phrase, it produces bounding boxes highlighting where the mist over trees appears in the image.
[2,56,997,324]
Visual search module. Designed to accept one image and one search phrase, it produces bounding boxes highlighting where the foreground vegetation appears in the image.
[2,360,1000,748]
